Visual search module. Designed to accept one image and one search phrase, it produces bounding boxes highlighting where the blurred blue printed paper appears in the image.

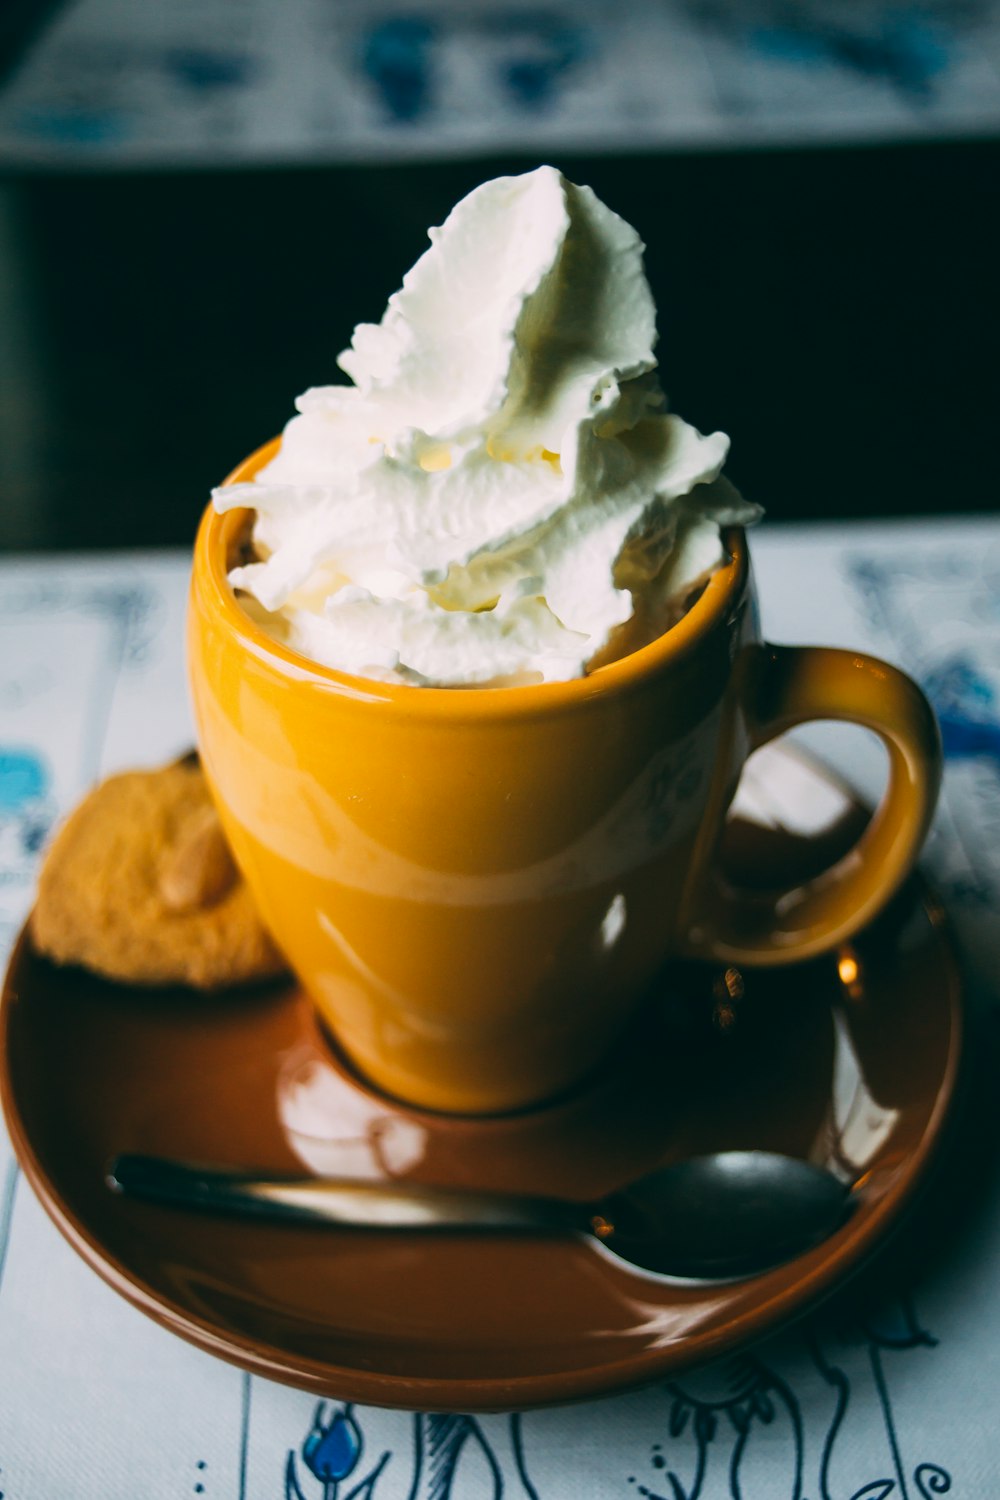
[2,0,1000,168]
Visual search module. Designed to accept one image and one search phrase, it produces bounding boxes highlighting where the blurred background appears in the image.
[0,0,997,552]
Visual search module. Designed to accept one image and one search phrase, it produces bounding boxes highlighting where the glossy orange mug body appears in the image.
[189,442,941,1113]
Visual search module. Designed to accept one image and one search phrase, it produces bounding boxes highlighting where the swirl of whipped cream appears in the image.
[214,166,760,685]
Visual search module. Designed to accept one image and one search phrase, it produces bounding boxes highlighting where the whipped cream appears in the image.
[214,166,760,686]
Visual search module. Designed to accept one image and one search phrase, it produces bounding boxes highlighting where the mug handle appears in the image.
[685,643,942,966]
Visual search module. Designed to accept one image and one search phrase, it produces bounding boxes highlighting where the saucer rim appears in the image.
[0,876,963,1413]
[1,744,971,1410]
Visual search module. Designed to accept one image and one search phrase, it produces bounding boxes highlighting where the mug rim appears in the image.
[194,437,750,719]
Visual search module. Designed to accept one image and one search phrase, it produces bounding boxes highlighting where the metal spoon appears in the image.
[108,1150,854,1280]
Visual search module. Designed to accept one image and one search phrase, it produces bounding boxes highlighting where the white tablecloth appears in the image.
[1,518,998,1497]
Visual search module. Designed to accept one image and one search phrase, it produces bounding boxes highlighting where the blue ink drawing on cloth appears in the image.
[286,1410,538,1499]
[0,747,54,877]
[280,1296,947,1498]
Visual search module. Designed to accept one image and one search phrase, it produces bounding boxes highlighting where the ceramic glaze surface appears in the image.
[188,445,941,1112]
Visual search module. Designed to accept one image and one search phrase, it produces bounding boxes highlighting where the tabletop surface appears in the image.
[1,517,999,1497]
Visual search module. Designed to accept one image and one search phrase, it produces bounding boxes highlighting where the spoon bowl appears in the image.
[594,1151,852,1277]
[108,1149,854,1281]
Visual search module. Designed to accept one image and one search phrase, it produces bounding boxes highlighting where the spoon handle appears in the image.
[108,1154,583,1234]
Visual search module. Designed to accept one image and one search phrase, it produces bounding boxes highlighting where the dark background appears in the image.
[1,136,997,552]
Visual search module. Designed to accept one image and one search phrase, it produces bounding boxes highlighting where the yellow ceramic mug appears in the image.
[189,442,941,1114]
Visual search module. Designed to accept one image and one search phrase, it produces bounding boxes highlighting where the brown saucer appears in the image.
[0,746,962,1412]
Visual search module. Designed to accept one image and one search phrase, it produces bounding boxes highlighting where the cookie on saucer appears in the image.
[30,755,287,990]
